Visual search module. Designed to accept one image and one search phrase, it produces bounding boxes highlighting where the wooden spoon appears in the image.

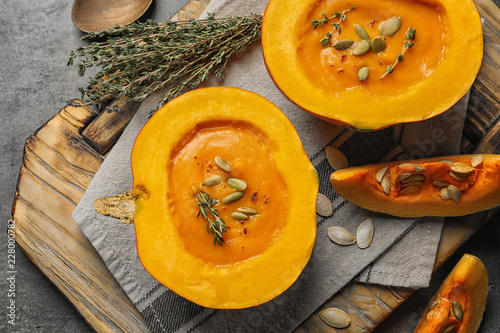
[72,0,153,33]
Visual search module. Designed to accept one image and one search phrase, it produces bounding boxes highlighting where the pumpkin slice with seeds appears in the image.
[330,154,500,217]
[413,254,488,333]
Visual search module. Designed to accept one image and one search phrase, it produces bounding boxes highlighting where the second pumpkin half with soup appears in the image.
[262,0,483,130]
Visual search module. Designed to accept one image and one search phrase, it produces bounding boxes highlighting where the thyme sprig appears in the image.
[311,6,357,47]
[195,191,227,246]
[68,14,262,113]
[380,27,416,80]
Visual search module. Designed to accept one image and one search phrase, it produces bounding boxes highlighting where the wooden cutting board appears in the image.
[11,0,500,332]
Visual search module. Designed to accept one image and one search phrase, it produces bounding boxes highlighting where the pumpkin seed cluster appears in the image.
[203,156,259,222]
[374,155,484,202]
[312,8,416,81]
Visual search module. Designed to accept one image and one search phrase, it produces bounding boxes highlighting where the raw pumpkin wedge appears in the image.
[414,254,489,333]
[262,0,483,130]
[94,87,319,309]
[329,154,500,217]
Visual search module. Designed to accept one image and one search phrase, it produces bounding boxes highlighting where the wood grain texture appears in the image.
[10,0,500,332]
[82,97,141,154]
[12,103,149,333]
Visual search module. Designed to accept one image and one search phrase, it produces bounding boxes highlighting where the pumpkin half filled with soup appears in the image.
[129,87,318,309]
[262,0,483,130]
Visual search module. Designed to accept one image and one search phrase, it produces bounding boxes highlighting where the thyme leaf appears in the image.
[380,27,416,80]
[311,6,357,47]
[195,191,227,246]
[68,14,262,114]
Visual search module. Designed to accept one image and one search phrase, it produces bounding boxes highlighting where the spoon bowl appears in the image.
[72,0,153,33]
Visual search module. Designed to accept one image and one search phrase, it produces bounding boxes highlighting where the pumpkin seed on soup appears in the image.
[379,16,402,37]
[370,36,386,53]
[222,191,244,204]
[202,175,223,186]
[215,156,232,172]
[231,212,249,221]
[227,178,247,190]
[352,40,371,56]
[354,24,370,40]
[357,66,369,82]
[333,39,354,50]
[237,207,258,215]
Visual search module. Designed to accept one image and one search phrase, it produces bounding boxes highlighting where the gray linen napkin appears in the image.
[72,0,471,331]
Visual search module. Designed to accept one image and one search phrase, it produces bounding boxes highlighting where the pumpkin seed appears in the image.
[325,147,349,170]
[352,40,371,56]
[319,308,351,329]
[440,187,450,200]
[450,171,469,181]
[451,301,464,321]
[202,175,223,187]
[398,163,413,167]
[357,66,369,82]
[222,191,244,204]
[471,154,484,167]
[381,176,391,194]
[414,165,426,172]
[333,39,354,50]
[450,162,474,175]
[317,193,334,217]
[215,156,231,172]
[442,325,456,333]
[227,178,247,191]
[231,212,249,220]
[327,226,356,245]
[356,219,374,249]
[398,172,413,182]
[376,167,388,183]
[236,207,258,215]
[370,36,386,53]
[401,174,425,184]
[355,24,370,40]
[379,16,402,37]
[447,185,461,202]
[433,180,451,188]
[438,159,454,165]
[400,185,422,195]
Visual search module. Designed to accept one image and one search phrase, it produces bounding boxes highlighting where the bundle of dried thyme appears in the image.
[68,14,262,113]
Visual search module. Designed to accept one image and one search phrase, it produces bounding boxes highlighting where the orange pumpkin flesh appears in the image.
[262,0,483,130]
[330,155,500,217]
[414,254,489,333]
[131,87,318,309]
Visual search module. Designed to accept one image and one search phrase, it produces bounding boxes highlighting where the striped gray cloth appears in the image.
[72,0,471,331]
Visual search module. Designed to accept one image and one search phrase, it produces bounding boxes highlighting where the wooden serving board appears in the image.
[11,0,500,332]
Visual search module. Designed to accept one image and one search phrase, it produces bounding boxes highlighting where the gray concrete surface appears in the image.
[1,0,499,332]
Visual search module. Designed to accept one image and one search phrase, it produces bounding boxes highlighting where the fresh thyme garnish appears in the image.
[311,6,357,47]
[67,14,262,113]
[195,191,227,246]
[380,27,416,80]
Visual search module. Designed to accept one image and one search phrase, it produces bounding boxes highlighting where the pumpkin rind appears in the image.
[131,87,318,309]
[414,254,489,333]
[330,155,500,217]
[262,0,483,130]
